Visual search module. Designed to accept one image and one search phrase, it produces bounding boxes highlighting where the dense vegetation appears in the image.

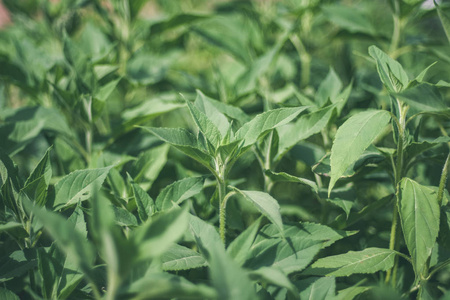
[0,0,449,299]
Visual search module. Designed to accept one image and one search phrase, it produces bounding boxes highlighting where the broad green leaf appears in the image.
[94,77,121,102]
[329,110,391,195]
[249,267,299,298]
[369,45,409,93]
[131,143,169,190]
[264,170,318,194]
[118,271,217,299]
[227,217,262,266]
[326,198,355,219]
[155,176,204,211]
[405,136,450,161]
[322,4,376,35]
[335,285,371,300]
[140,127,213,169]
[395,84,447,113]
[0,288,20,300]
[53,166,113,209]
[231,188,284,237]
[189,215,257,300]
[296,277,336,300]
[235,107,307,148]
[436,0,450,43]
[112,206,138,227]
[316,68,343,107]
[126,50,175,85]
[161,244,208,271]
[244,233,323,274]
[398,178,440,277]
[277,103,336,159]
[132,207,189,261]
[307,248,397,276]
[186,99,222,149]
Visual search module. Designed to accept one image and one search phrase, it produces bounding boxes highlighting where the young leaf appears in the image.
[307,248,397,276]
[161,244,208,271]
[329,110,390,195]
[315,68,343,107]
[140,127,213,170]
[128,174,154,222]
[155,176,204,211]
[398,178,440,277]
[22,146,52,206]
[53,166,113,209]
[186,99,222,149]
[235,107,307,148]
[277,103,336,159]
[249,267,299,298]
[369,45,409,93]
[231,188,284,237]
[194,90,235,134]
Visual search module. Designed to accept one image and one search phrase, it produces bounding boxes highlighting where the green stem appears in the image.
[386,99,407,286]
[217,176,227,244]
[290,34,311,88]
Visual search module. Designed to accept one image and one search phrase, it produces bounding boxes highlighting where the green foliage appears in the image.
[0,0,449,299]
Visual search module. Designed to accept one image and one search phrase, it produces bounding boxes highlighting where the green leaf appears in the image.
[398,178,440,277]
[231,188,284,237]
[161,244,208,271]
[130,143,169,190]
[94,77,121,102]
[405,136,450,161]
[0,288,20,300]
[189,215,257,300]
[22,146,52,206]
[369,45,409,93]
[227,217,262,266]
[436,0,450,43]
[296,277,336,300]
[0,249,37,281]
[155,176,204,211]
[149,13,211,35]
[140,127,213,170]
[24,200,95,281]
[132,207,189,261]
[118,271,217,299]
[128,174,155,222]
[186,99,222,149]
[395,84,447,113]
[316,68,343,107]
[307,248,397,276]
[53,166,113,209]
[235,107,307,148]
[112,206,138,227]
[195,90,249,125]
[249,267,299,298]
[326,198,355,219]
[264,170,318,194]
[322,4,376,35]
[329,110,391,195]
[277,103,336,159]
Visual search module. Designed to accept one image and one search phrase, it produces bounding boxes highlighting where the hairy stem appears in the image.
[217,175,227,244]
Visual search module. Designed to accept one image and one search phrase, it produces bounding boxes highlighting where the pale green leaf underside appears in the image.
[232,188,284,237]
[309,247,397,276]
[161,244,207,271]
[398,178,440,277]
[329,110,390,195]
[155,176,204,211]
[186,100,222,148]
